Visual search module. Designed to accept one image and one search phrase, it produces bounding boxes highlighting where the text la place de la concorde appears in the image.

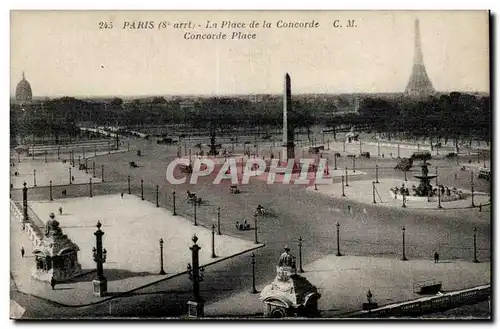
[185,19,320,40]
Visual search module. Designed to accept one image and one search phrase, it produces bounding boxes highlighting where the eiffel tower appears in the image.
[405,19,434,97]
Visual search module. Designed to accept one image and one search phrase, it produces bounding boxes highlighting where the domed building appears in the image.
[15,72,32,104]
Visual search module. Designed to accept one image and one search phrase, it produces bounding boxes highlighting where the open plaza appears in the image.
[10,127,491,318]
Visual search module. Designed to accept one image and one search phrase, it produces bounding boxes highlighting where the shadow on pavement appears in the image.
[63,268,154,283]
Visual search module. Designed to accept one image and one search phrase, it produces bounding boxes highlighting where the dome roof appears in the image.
[15,72,32,103]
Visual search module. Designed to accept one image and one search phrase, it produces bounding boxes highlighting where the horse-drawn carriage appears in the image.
[186,191,202,205]
[230,185,241,194]
[180,164,193,173]
[236,220,251,230]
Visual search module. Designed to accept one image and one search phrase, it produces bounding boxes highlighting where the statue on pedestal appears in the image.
[32,214,82,283]
[260,246,321,318]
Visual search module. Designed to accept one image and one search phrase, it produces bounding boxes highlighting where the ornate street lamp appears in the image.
[49,180,53,201]
[211,225,217,258]
[254,213,259,244]
[251,253,257,294]
[92,221,108,297]
[187,235,204,317]
[172,191,177,216]
[298,236,305,273]
[401,226,408,261]
[473,228,479,263]
[159,238,166,275]
[336,222,342,256]
[217,207,221,235]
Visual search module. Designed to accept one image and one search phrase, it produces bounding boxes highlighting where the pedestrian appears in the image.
[434,251,439,263]
[20,246,25,258]
[59,207,63,215]
[121,192,124,199]
[50,277,56,290]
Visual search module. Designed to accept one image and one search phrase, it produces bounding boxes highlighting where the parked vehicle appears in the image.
[478,168,491,181]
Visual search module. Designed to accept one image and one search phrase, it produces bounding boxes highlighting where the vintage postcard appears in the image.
[9,10,491,319]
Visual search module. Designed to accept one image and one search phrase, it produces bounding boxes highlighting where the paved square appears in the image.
[11,161,102,189]
[29,194,260,274]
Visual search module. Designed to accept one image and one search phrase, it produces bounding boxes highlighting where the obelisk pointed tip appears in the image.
[285,73,290,79]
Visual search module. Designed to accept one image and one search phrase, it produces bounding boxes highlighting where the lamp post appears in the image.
[44,150,47,163]
[343,139,346,152]
[336,222,342,256]
[345,167,349,187]
[101,165,104,182]
[78,156,81,167]
[473,227,479,263]
[193,200,197,226]
[140,179,144,200]
[159,238,166,275]
[187,235,204,317]
[298,236,305,273]
[334,154,337,170]
[49,180,53,201]
[71,151,75,167]
[254,213,259,244]
[436,167,438,186]
[172,191,177,216]
[438,188,442,209]
[352,156,356,173]
[69,167,72,185]
[85,158,88,173]
[401,226,408,261]
[89,178,93,197]
[359,140,362,154]
[22,182,28,222]
[33,169,37,187]
[251,253,257,294]
[397,144,400,158]
[404,169,408,182]
[217,207,221,235]
[127,175,131,194]
[375,164,379,183]
[372,181,376,204]
[93,161,96,178]
[211,225,216,258]
[471,172,475,207]
[156,185,159,207]
[92,221,108,297]
[341,175,346,197]
[377,142,380,157]
[57,147,60,160]
[402,183,407,208]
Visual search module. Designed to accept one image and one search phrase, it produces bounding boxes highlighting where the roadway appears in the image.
[11,135,491,318]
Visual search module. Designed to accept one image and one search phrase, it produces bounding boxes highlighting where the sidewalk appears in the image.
[307,178,490,211]
[11,160,103,189]
[204,255,490,317]
[11,194,263,306]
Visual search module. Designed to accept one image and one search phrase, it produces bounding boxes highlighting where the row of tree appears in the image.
[10,92,490,146]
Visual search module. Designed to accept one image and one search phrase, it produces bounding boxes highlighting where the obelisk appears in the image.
[282,73,295,162]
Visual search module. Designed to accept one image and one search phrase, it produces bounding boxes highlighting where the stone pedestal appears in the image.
[92,278,108,297]
[187,300,204,318]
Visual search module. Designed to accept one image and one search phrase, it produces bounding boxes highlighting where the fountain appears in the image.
[413,160,437,197]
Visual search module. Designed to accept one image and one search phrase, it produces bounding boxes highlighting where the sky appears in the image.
[10,10,490,97]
